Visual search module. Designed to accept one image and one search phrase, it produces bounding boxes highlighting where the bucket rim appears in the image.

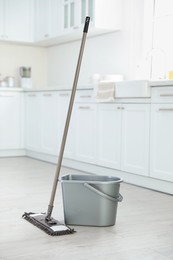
[60,174,123,184]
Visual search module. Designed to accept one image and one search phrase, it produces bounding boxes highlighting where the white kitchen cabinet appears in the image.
[0,92,24,149]
[150,104,173,182]
[121,104,150,176]
[25,92,42,151]
[155,0,173,17]
[1,0,34,42]
[79,0,94,25]
[97,103,150,176]
[78,0,122,32]
[57,91,75,159]
[97,104,122,169]
[0,0,3,39]
[62,0,77,33]
[41,92,59,155]
[75,103,97,164]
[35,0,60,41]
[59,0,122,43]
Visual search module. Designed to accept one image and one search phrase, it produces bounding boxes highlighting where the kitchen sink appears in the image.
[115,80,150,98]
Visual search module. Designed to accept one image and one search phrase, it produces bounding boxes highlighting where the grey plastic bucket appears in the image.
[60,174,123,227]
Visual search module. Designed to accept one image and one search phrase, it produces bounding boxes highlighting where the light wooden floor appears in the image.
[0,157,173,260]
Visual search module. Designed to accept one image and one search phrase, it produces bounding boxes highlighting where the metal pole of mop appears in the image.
[46,17,90,221]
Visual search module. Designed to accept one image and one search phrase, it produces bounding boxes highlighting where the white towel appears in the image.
[96,81,116,102]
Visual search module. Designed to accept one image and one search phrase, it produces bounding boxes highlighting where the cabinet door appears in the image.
[4,0,34,42]
[25,93,42,151]
[155,0,173,17]
[41,92,59,155]
[150,104,173,182]
[0,92,23,149]
[57,91,75,159]
[121,104,150,176]
[79,0,94,25]
[35,0,51,41]
[97,104,122,169]
[0,0,4,40]
[62,0,77,32]
[75,103,97,164]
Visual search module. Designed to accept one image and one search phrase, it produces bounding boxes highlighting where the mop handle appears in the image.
[46,17,90,220]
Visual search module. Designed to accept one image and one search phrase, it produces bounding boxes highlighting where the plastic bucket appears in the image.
[60,174,123,227]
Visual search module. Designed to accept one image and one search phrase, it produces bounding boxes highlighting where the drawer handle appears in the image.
[159,108,173,111]
[28,94,36,97]
[160,93,173,97]
[79,106,91,110]
[0,94,14,97]
[59,93,69,96]
[79,95,92,98]
[43,93,52,96]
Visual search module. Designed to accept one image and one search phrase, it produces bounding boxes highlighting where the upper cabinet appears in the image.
[34,0,60,41]
[0,0,122,45]
[62,0,77,33]
[154,0,173,17]
[35,0,122,45]
[61,0,122,36]
[0,0,34,43]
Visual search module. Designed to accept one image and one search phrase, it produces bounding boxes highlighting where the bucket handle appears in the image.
[84,183,123,202]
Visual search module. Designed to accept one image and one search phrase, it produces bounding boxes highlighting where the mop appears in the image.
[22,17,90,236]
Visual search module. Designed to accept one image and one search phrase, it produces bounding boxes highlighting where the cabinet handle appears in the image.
[28,94,36,97]
[79,95,92,98]
[79,106,91,110]
[159,108,173,111]
[117,107,124,110]
[160,93,173,97]
[59,93,69,96]
[43,93,52,96]
[44,34,49,37]
[0,94,14,97]
[121,107,125,110]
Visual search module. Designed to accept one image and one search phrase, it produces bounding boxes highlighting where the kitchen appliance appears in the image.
[19,67,32,89]
[6,76,15,87]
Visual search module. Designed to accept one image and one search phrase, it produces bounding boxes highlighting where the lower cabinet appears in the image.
[97,103,150,176]
[150,104,173,182]
[57,91,75,159]
[25,92,150,177]
[121,104,150,176]
[41,92,59,155]
[75,103,97,164]
[25,92,42,151]
[25,90,75,158]
[97,104,122,169]
[0,92,24,149]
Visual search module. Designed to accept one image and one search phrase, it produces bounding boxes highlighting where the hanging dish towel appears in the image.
[96,81,116,102]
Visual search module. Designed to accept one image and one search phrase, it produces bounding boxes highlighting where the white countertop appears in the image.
[1,80,173,92]
[149,80,173,86]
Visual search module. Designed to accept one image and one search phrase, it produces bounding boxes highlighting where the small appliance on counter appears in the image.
[19,67,32,89]
[0,74,15,88]
[6,76,15,87]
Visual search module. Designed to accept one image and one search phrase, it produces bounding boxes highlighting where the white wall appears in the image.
[0,43,47,88]
[47,32,130,87]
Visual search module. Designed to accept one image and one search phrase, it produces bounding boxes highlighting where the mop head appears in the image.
[22,212,75,236]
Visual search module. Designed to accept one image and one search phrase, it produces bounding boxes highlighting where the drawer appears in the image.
[75,90,94,102]
[151,86,173,103]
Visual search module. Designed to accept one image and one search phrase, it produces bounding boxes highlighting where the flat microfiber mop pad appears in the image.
[22,212,75,236]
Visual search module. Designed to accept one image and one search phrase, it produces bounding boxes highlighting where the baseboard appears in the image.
[24,150,173,195]
[0,149,26,157]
